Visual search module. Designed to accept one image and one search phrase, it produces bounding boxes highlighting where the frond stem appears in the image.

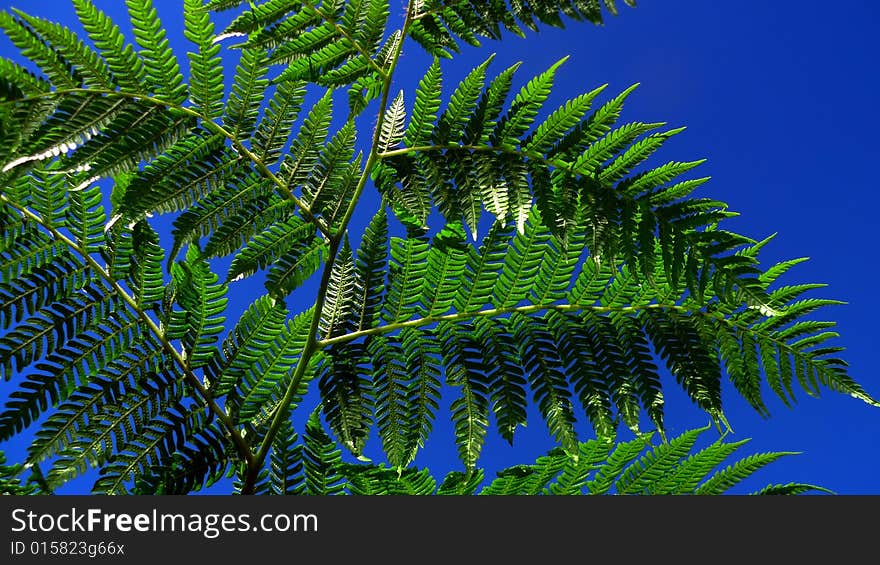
[240,0,416,494]
[314,300,812,359]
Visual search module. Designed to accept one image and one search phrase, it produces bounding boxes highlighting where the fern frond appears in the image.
[125,0,186,103]
[265,237,327,300]
[352,207,388,331]
[320,236,356,339]
[227,216,317,282]
[438,321,490,470]
[170,247,228,369]
[267,418,306,495]
[342,463,436,495]
[233,308,314,422]
[253,79,307,163]
[0,11,79,88]
[512,312,579,455]
[318,343,373,457]
[474,317,527,444]
[206,295,288,396]
[48,369,185,486]
[184,0,224,119]
[119,130,231,221]
[11,9,113,89]
[302,409,345,494]
[72,0,146,92]
[224,45,269,141]
[404,58,441,147]
[370,334,413,468]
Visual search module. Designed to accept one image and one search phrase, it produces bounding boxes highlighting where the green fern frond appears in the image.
[352,206,388,331]
[253,79,306,163]
[206,295,288,396]
[227,215,317,282]
[266,418,305,495]
[224,45,270,141]
[233,307,315,422]
[404,58,441,147]
[125,0,187,103]
[318,343,373,457]
[184,0,224,119]
[11,9,113,89]
[0,11,79,89]
[171,247,228,369]
[265,237,326,300]
[409,0,637,54]
[320,236,356,339]
[438,321,490,470]
[302,409,346,495]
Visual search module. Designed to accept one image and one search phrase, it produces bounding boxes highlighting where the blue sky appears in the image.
[1,0,879,494]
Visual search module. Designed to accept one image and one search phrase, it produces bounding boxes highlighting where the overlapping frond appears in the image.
[377,58,757,307]
[318,208,874,467]
[409,0,637,57]
[209,0,394,92]
[0,0,870,498]
[0,167,244,494]
[233,420,829,496]
[479,425,829,495]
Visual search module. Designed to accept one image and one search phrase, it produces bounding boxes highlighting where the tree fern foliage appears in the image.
[0,0,874,494]
[233,421,832,496]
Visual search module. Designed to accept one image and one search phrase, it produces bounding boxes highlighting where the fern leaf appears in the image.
[253,79,307,163]
[512,312,579,455]
[267,418,306,495]
[125,0,186,103]
[184,0,224,119]
[318,343,373,457]
[370,334,414,468]
[206,295,288,396]
[171,247,228,369]
[235,308,314,422]
[492,56,566,146]
[265,237,326,300]
[224,46,270,141]
[0,11,79,88]
[696,451,800,495]
[227,216,316,282]
[434,54,492,145]
[381,231,430,322]
[353,207,388,331]
[420,222,468,315]
[72,0,146,92]
[379,90,406,152]
[12,9,113,89]
[616,426,705,494]
[320,236,356,339]
[438,321,490,470]
[281,92,333,189]
[404,58,442,147]
[302,409,345,495]
[475,317,528,444]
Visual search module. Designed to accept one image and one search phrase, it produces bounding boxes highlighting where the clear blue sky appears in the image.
[1,1,878,494]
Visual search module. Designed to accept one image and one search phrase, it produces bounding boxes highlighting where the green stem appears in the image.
[240,1,416,495]
[317,302,693,347]
[1,88,330,237]
[0,194,255,468]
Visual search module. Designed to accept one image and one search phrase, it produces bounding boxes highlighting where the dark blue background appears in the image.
[2,1,878,494]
